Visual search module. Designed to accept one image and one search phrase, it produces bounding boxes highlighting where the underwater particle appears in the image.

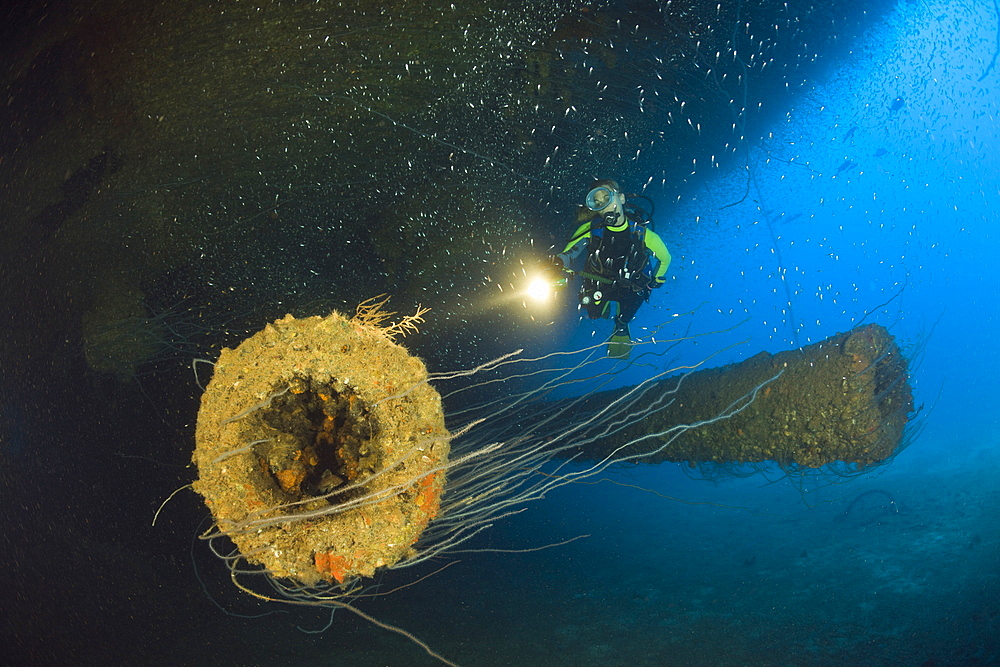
[192,309,450,586]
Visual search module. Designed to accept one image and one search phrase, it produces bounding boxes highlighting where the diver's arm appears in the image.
[644,229,672,283]
[556,221,593,268]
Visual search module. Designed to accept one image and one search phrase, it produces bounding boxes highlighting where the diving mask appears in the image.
[585,186,618,211]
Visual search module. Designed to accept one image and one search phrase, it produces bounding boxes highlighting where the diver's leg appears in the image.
[612,313,630,338]
[613,291,644,338]
[607,292,636,360]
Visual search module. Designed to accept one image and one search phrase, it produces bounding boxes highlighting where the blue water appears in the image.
[370,3,1000,664]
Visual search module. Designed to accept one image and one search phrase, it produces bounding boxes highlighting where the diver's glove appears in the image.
[635,276,664,291]
[547,255,570,288]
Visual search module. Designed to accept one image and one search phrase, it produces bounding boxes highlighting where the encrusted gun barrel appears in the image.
[192,310,450,587]
[571,324,914,468]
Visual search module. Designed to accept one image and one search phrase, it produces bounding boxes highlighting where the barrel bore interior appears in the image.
[256,379,380,500]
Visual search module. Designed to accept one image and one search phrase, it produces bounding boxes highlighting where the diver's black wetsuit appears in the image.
[582,225,649,324]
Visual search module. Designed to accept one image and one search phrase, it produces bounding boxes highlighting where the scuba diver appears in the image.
[553,179,671,359]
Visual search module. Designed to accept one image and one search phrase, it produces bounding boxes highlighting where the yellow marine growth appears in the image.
[192,303,449,587]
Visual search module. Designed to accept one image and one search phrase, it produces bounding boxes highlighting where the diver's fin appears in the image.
[607,334,632,360]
